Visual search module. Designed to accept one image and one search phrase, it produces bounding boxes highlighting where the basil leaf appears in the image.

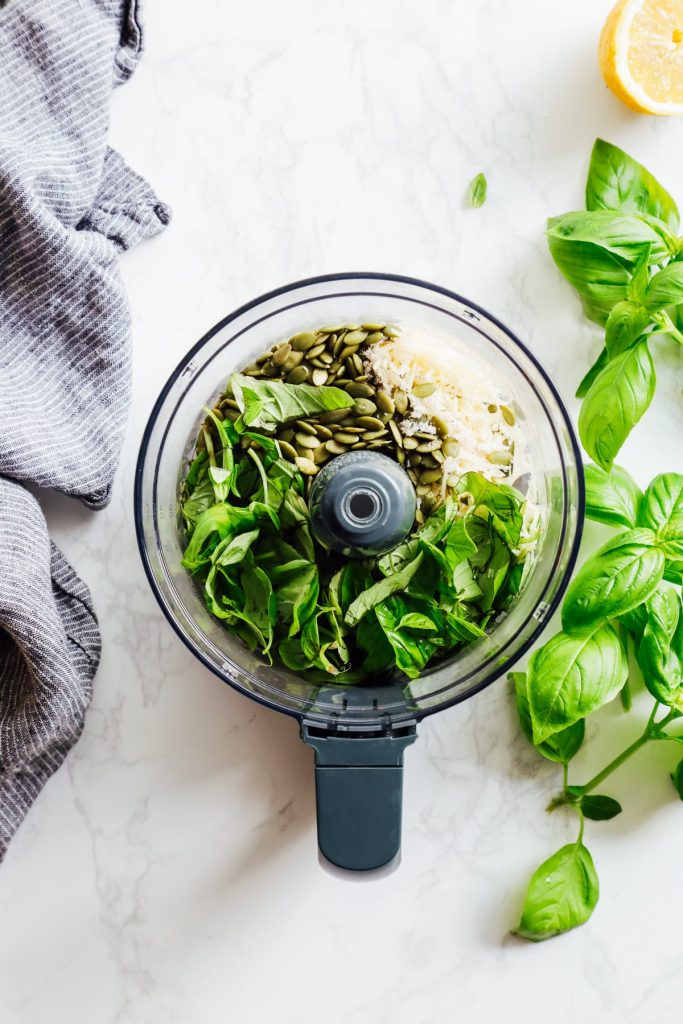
[375,596,437,679]
[515,843,599,941]
[457,471,525,548]
[584,462,643,529]
[344,553,424,627]
[637,588,682,706]
[547,211,672,264]
[580,795,622,821]
[578,340,656,472]
[645,261,683,310]
[527,625,627,743]
[638,473,683,561]
[627,245,652,302]
[670,759,683,800]
[468,171,487,208]
[231,373,353,430]
[576,347,609,398]
[512,672,585,763]
[586,138,679,230]
[562,528,664,634]
[604,300,651,357]
[546,236,631,324]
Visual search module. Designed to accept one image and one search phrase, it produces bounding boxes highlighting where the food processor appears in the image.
[134,273,584,872]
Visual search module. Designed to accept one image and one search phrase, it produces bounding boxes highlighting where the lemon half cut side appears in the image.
[600,0,683,115]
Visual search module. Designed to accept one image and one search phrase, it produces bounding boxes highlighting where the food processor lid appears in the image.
[309,450,416,558]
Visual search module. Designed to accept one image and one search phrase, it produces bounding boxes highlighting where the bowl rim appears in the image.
[134,271,585,726]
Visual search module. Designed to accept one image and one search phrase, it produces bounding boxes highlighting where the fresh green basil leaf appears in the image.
[468,171,487,208]
[638,473,683,561]
[637,588,682,705]
[579,795,622,821]
[182,475,214,524]
[644,261,683,310]
[547,211,672,264]
[586,138,679,230]
[604,300,652,357]
[583,463,643,529]
[477,534,511,612]
[375,596,437,679]
[515,842,599,941]
[397,612,438,632]
[241,563,276,656]
[576,347,609,398]
[578,339,656,472]
[457,472,525,548]
[211,528,260,568]
[512,671,585,763]
[670,758,683,800]
[345,553,424,627]
[528,625,627,743]
[562,528,664,634]
[627,245,652,302]
[546,236,632,325]
[231,373,353,430]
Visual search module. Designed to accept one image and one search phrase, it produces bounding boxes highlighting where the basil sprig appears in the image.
[512,466,683,941]
[548,139,683,471]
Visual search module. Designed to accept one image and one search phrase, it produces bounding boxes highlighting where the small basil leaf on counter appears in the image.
[604,300,652,357]
[511,672,585,763]
[584,462,643,529]
[638,473,683,561]
[579,795,623,821]
[562,528,664,634]
[644,261,683,310]
[468,171,487,208]
[586,138,680,230]
[515,843,599,941]
[670,759,683,800]
[527,625,627,744]
[578,339,656,472]
[576,347,609,398]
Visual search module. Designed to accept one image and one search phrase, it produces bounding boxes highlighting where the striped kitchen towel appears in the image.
[0,0,170,857]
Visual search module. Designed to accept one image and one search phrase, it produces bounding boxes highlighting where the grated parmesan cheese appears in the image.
[363,328,543,553]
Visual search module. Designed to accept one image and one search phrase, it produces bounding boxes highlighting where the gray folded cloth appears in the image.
[0,0,170,857]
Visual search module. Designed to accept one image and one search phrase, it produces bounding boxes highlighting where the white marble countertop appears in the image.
[2,1,683,1021]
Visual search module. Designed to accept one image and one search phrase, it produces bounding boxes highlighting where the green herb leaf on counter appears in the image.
[585,138,679,230]
[579,795,622,821]
[515,842,599,942]
[512,671,585,764]
[584,463,643,529]
[468,172,487,208]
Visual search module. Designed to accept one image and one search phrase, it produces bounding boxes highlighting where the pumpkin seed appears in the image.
[417,439,442,453]
[388,419,403,446]
[432,415,449,438]
[331,335,344,357]
[337,423,364,433]
[416,483,434,496]
[256,351,272,365]
[262,361,280,377]
[361,322,384,331]
[365,331,384,345]
[222,408,239,421]
[376,390,395,415]
[311,368,328,386]
[422,493,437,515]
[413,381,436,398]
[344,329,368,346]
[403,436,419,450]
[294,419,314,432]
[415,431,436,440]
[488,450,512,466]
[313,445,329,465]
[353,398,377,416]
[279,440,298,461]
[334,431,359,445]
[278,427,295,443]
[319,324,345,334]
[446,472,461,488]
[339,344,360,361]
[286,366,309,384]
[313,423,334,439]
[407,468,418,484]
[242,362,263,376]
[419,468,442,485]
[431,449,445,464]
[351,441,366,450]
[290,332,318,351]
[346,382,374,398]
[501,405,516,426]
[295,432,319,449]
[350,353,364,376]
[319,351,334,365]
[319,408,350,424]
[295,456,317,475]
[281,350,304,374]
[394,390,408,415]
[306,342,327,360]
[356,415,384,431]
[271,343,292,366]
[396,448,406,465]
[442,438,460,458]
[325,439,348,455]
[362,429,387,441]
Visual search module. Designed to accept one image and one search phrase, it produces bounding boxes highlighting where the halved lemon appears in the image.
[599,0,683,114]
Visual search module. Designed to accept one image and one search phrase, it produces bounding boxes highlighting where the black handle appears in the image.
[301,722,417,871]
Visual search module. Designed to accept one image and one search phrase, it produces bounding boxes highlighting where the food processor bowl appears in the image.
[134,273,583,871]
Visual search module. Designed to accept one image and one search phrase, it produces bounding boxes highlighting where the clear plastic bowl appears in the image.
[134,273,583,730]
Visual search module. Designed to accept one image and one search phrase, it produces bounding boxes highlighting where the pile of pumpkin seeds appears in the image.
[211,323,515,520]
